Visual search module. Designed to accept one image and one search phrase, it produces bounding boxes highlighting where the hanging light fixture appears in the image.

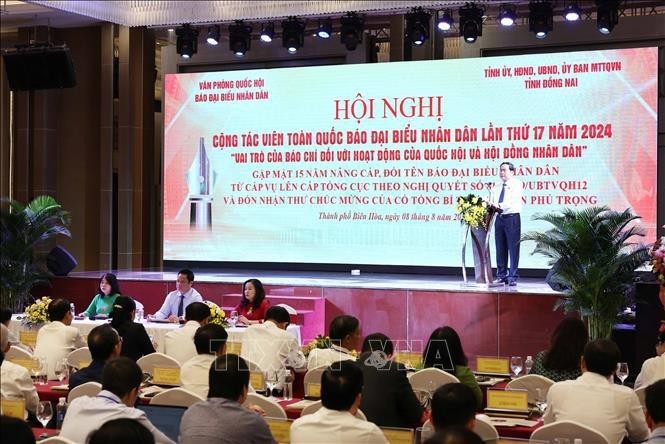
[529,1,553,39]
[282,17,305,54]
[340,12,364,51]
[459,3,483,43]
[176,24,199,59]
[259,22,274,43]
[229,21,252,57]
[436,9,454,31]
[405,7,431,46]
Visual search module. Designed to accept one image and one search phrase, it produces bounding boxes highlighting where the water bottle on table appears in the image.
[56,397,68,429]
[524,355,533,374]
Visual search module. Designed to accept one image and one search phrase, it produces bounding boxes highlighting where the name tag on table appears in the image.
[19,331,38,347]
[1,398,26,419]
[250,371,265,391]
[152,367,180,386]
[394,351,422,369]
[10,358,40,372]
[381,427,414,444]
[266,418,291,444]
[487,389,529,412]
[226,341,242,355]
[306,383,321,398]
[476,356,510,375]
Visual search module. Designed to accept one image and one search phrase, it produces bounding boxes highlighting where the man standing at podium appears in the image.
[490,162,523,286]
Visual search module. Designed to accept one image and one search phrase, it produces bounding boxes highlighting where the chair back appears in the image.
[275,303,298,324]
[505,374,554,403]
[303,365,327,397]
[530,420,610,444]
[473,417,499,443]
[6,345,33,360]
[242,393,287,419]
[408,367,459,393]
[635,386,646,411]
[137,352,181,376]
[67,381,102,403]
[39,437,79,444]
[300,400,323,416]
[150,387,204,407]
[66,347,92,370]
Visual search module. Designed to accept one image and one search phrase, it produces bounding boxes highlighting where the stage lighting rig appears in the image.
[176,24,199,59]
[529,1,553,39]
[259,23,274,43]
[206,25,220,45]
[563,3,582,21]
[340,12,364,51]
[436,9,453,31]
[498,4,517,27]
[596,0,620,34]
[459,3,483,43]
[317,18,332,39]
[405,7,431,46]
[282,17,305,54]
[229,21,252,57]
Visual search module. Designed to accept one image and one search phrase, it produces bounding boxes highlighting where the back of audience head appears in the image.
[185,301,211,324]
[194,323,228,355]
[209,354,249,402]
[321,360,363,413]
[328,315,360,349]
[431,383,477,430]
[99,273,121,296]
[48,298,72,323]
[656,331,665,357]
[361,332,394,357]
[0,306,11,326]
[423,426,484,444]
[88,324,121,361]
[423,326,467,371]
[1,415,36,444]
[101,357,143,405]
[645,379,665,429]
[110,296,136,329]
[543,317,588,371]
[264,305,290,328]
[582,338,620,377]
[87,418,154,444]
[0,323,9,353]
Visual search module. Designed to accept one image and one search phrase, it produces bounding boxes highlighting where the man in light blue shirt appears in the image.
[151,269,203,323]
[646,380,665,443]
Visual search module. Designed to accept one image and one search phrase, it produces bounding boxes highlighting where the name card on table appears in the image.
[152,367,180,386]
[306,383,321,398]
[19,331,38,347]
[226,341,242,355]
[250,371,265,391]
[266,418,292,444]
[394,351,422,369]
[476,357,510,375]
[381,427,414,444]
[10,358,39,372]
[487,389,529,412]
[1,398,26,419]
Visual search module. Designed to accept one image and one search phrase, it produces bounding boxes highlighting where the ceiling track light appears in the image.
[596,0,620,34]
[316,17,332,39]
[498,4,517,27]
[405,7,431,47]
[176,24,199,59]
[229,20,252,57]
[436,9,454,31]
[459,3,484,44]
[259,22,274,43]
[563,2,582,21]
[206,24,220,45]
[529,1,553,39]
[340,12,364,51]
[282,16,305,54]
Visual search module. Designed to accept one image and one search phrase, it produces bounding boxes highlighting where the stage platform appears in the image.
[35,269,565,363]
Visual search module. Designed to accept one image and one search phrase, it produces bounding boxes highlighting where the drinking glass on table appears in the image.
[31,357,46,385]
[54,358,69,383]
[510,356,523,378]
[616,362,629,385]
[37,401,53,428]
[229,310,238,328]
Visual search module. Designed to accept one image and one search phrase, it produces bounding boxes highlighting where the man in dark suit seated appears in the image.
[358,332,424,428]
[69,324,121,390]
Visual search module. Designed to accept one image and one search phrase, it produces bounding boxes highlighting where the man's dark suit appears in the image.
[68,360,105,390]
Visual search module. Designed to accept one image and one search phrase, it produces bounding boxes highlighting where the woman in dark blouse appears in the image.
[110,296,155,361]
[530,317,588,382]
[234,278,270,326]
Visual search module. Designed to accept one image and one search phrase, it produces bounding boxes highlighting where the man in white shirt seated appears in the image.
[307,315,360,370]
[291,360,388,443]
[645,380,665,443]
[60,357,174,444]
[241,305,305,383]
[150,269,203,323]
[164,302,210,364]
[544,339,650,444]
[33,298,86,379]
[1,324,39,415]
[180,323,228,399]
[635,331,665,389]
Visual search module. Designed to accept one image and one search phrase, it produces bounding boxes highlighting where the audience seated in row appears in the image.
[635,331,665,390]
[645,379,665,443]
[0,415,36,444]
[69,324,121,390]
[530,317,588,382]
[180,324,228,399]
[110,296,155,361]
[164,301,210,365]
[430,383,478,431]
[0,324,39,415]
[307,315,360,370]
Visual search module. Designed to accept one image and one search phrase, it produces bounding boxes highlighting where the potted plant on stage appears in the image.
[0,195,71,312]
[455,193,499,285]
[522,206,650,339]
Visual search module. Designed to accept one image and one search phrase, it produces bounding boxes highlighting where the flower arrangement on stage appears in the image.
[22,296,52,326]
[651,236,665,285]
[302,334,358,357]
[204,301,228,327]
[455,194,491,228]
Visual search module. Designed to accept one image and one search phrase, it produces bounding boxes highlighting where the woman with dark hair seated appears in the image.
[81,273,121,318]
[423,326,482,409]
[110,296,155,361]
[530,317,588,382]
[235,278,270,326]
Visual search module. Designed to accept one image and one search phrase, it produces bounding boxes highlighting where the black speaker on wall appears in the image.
[46,245,78,276]
[2,44,76,91]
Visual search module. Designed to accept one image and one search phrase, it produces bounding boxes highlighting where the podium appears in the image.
[461,212,501,286]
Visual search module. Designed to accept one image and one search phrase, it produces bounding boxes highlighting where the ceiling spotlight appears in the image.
[498,4,517,27]
[405,7,431,46]
[176,24,199,59]
[317,18,332,39]
[206,25,220,45]
[282,17,305,54]
[259,22,274,43]
[529,1,553,39]
[563,3,582,21]
[436,9,453,31]
[596,0,619,34]
[459,3,484,43]
[229,21,252,57]
[340,12,364,51]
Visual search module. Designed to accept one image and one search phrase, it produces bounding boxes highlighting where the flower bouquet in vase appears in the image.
[204,301,228,327]
[22,296,52,328]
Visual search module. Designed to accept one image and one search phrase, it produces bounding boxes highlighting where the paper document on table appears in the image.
[476,377,507,386]
[285,399,319,409]
[487,417,539,427]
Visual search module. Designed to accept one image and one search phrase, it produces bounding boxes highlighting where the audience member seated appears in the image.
[0,306,20,347]
[88,417,156,444]
[235,278,270,326]
[164,302,210,365]
[422,326,482,409]
[530,317,588,382]
[645,379,665,443]
[544,339,649,444]
[422,426,484,444]
[291,360,388,443]
[81,273,122,318]
[0,415,36,444]
[179,354,275,443]
[60,357,174,443]
[110,296,155,361]
[151,269,203,323]
[635,331,665,389]
[33,298,85,379]
[241,305,306,382]
[357,332,423,428]
[307,315,360,370]
[430,383,478,431]
[69,324,121,390]
[180,324,228,399]
[1,325,39,415]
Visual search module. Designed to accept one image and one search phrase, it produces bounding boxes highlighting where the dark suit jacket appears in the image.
[358,351,424,428]
[68,360,105,390]
[113,321,155,361]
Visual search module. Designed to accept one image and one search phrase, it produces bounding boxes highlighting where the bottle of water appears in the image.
[70,303,75,317]
[524,355,534,374]
[56,397,68,429]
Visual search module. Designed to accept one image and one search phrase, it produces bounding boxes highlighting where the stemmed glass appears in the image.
[510,356,523,378]
[36,401,53,428]
[265,371,278,398]
[31,357,46,385]
[616,362,629,385]
[229,310,238,328]
[54,358,69,383]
